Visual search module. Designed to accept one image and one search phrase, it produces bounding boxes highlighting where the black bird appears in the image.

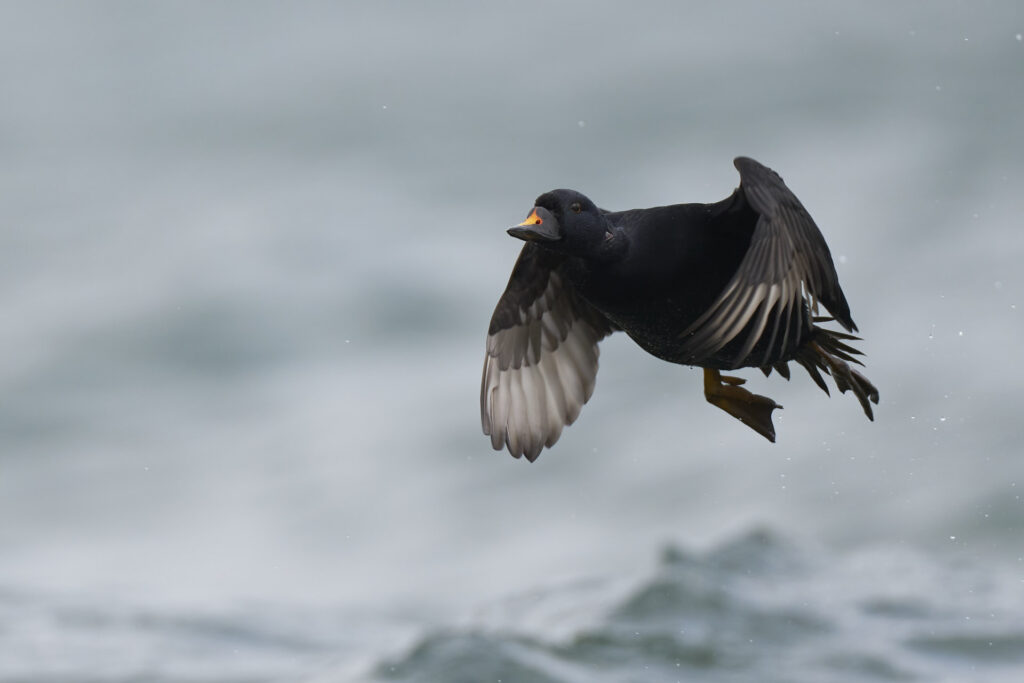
[480,157,878,461]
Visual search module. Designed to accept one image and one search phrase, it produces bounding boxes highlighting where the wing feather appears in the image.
[481,245,614,461]
[679,157,855,368]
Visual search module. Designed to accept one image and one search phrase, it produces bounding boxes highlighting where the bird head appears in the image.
[507,189,611,257]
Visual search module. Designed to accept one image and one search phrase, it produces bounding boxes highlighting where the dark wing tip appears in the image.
[733,155,756,171]
[733,156,771,178]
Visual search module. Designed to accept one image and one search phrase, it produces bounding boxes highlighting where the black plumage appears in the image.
[481,157,878,461]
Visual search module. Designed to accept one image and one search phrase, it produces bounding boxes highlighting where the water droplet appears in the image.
[1017,34,1023,41]
[577,120,586,128]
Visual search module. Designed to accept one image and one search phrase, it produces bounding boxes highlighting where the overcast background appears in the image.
[1,2,1023,681]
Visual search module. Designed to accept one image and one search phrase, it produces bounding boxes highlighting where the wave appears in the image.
[364,529,1024,683]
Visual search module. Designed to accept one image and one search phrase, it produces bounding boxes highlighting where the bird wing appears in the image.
[679,156,855,368]
[481,244,615,461]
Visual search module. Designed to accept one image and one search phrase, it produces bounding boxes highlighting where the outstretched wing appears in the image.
[679,156,855,368]
[481,244,615,461]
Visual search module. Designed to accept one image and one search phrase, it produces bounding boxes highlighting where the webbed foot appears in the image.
[703,369,783,442]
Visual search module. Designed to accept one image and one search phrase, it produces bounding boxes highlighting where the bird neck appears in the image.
[559,229,631,300]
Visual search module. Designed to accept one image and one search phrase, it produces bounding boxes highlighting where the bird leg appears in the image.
[703,369,782,443]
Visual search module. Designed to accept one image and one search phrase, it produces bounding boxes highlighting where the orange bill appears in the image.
[517,209,543,226]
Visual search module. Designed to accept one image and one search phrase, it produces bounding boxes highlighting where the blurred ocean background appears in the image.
[2,1,1023,681]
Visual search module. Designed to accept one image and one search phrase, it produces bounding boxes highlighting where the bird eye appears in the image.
[570,202,582,214]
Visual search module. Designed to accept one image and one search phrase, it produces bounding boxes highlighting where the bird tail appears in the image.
[760,318,879,420]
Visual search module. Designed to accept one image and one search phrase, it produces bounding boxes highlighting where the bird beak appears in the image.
[507,207,561,242]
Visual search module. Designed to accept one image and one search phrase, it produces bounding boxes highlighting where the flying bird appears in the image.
[481,157,878,461]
